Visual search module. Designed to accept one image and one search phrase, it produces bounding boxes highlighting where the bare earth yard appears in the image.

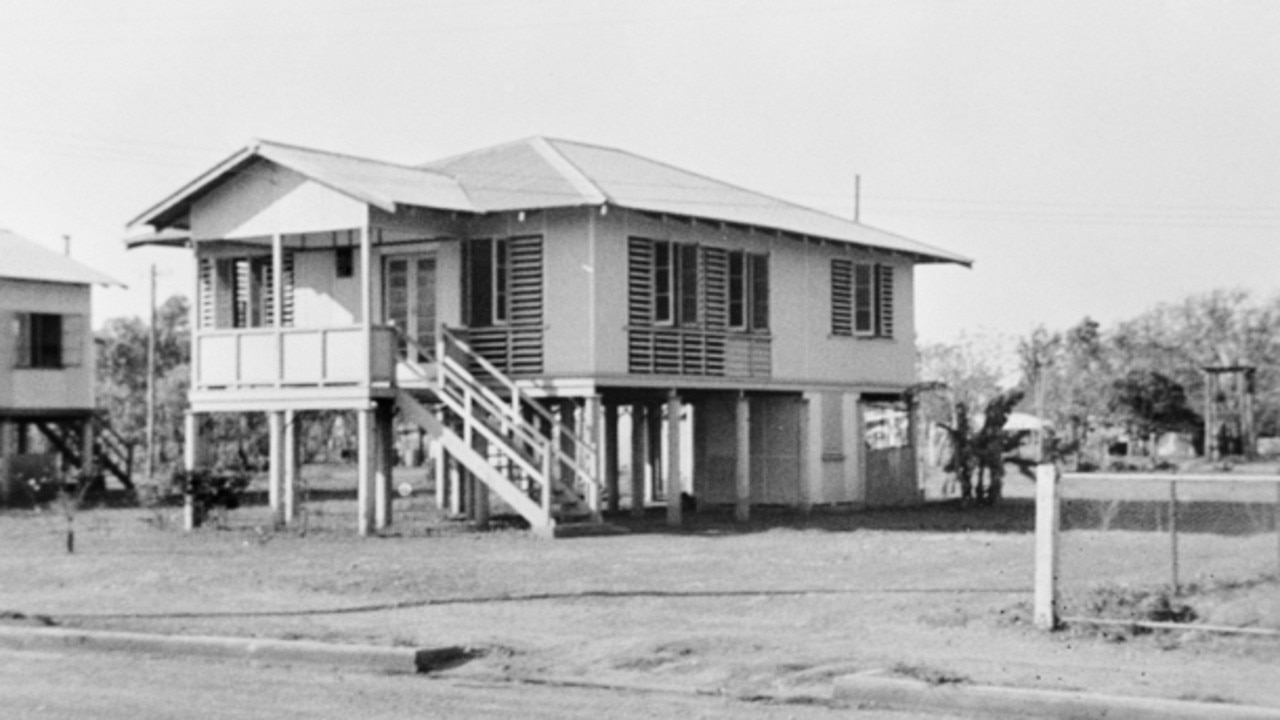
[2,464,1278,717]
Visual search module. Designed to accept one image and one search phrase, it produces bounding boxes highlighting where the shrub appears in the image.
[171,467,251,528]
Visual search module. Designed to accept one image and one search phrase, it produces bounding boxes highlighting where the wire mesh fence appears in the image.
[1035,466,1280,635]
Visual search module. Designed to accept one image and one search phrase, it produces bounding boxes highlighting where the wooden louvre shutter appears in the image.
[831,259,852,336]
[60,314,85,367]
[508,236,543,326]
[281,250,295,327]
[702,247,728,329]
[876,264,894,338]
[198,257,215,330]
[215,258,236,328]
[14,313,31,368]
[628,237,654,325]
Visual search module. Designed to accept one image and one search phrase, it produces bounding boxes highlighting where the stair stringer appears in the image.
[395,390,554,534]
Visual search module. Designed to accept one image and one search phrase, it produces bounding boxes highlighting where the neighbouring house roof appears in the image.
[130,136,971,266]
[0,229,123,287]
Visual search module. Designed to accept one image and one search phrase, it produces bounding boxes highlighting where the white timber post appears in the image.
[735,392,751,523]
[268,410,284,528]
[271,232,283,386]
[800,394,822,514]
[374,401,394,531]
[432,438,446,510]
[630,404,647,517]
[283,410,298,525]
[588,395,603,521]
[605,401,620,514]
[357,406,374,536]
[182,412,199,531]
[666,391,682,527]
[1034,463,1061,631]
[360,225,373,388]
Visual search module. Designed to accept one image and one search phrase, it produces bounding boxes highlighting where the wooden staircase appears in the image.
[395,328,601,535]
[33,414,135,490]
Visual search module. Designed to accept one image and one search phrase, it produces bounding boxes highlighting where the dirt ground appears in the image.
[2,464,1279,714]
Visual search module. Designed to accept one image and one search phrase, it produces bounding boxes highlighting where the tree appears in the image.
[1107,370,1201,443]
[938,390,1029,505]
[96,295,192,475]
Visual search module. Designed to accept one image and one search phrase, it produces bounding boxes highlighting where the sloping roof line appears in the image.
[0,229,123,287]
[130,137,970,266]
[128,140,475,230]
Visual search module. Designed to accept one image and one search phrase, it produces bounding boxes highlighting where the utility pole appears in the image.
[146,263,157,483]
[63,235,71,256]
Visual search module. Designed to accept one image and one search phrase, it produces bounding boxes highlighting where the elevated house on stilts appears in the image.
[0,229,129,504]
[127,138,970,536]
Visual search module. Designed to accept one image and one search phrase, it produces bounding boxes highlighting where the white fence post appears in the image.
[1034,463,1060,631]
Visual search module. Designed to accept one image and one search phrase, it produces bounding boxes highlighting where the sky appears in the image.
[1,0,1277,346]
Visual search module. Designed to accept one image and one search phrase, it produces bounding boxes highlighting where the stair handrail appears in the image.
[394,330,548,459]
[440,326,601,493]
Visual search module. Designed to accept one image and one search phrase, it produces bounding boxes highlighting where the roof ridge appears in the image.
[533,137,610,205]
[253,138,456,179]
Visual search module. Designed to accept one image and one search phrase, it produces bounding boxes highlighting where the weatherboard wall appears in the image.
[0,279,95,414]
[190,162,368,241]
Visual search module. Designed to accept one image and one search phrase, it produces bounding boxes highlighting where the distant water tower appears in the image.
[1202,365,1256,460]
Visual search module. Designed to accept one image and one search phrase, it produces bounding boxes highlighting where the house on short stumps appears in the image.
[0,229,130,504]
[125,137,971,536]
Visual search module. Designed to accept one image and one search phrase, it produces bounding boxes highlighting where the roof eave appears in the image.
[127,146,259,231]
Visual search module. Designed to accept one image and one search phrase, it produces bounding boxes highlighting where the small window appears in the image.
[14,313,63,369]
[729,251,769,331]
[335,247,354,278]
[678,243,699,325]
[654,241,673,324]
[831,259,893,339]
[462,237,511,327]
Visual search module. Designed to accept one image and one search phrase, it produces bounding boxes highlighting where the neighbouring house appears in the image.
[0,229,129,505]
[126,137,971,536]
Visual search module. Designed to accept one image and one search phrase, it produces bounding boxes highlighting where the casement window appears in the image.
[197,253,294,329]
[462,237,509,327]
[461,236,542,329]
[831,259,894,338]
[651,240,700,326]
[13,313,84,369]
[728,250,769,331]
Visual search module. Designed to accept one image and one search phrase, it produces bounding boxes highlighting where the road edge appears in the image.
[0,624,467,674]
[834,671,1280,719]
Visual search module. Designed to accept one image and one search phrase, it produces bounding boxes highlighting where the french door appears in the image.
[385,254,437,360]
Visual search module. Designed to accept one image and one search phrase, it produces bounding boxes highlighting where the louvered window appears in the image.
[831,259,893,339]
[628,237,768,377]
[461,235,543,375]
[198,252,294,329]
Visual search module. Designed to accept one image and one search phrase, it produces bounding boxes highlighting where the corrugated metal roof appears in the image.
[422,137,970,265]
[132,136,970,266]
[255,141,474,212]
[419,137,603,210]
[0,229,123,287]
[129,140,474,231]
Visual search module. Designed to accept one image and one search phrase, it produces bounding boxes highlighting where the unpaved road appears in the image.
[0,648,943,720]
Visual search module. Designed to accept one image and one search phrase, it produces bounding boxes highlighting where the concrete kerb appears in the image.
[835,671,1280,720]
[0,624,469,675]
